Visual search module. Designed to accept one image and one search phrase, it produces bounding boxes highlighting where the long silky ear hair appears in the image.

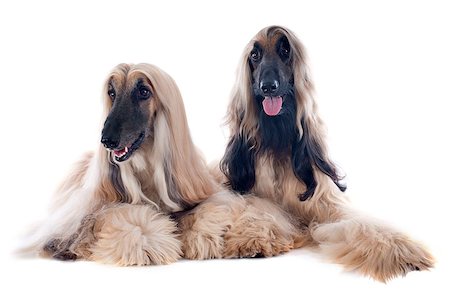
[222,26,346,199]
[281,27,346,200]
[220,35,259,194]
[132,64,218,210]
[221,133,256,194]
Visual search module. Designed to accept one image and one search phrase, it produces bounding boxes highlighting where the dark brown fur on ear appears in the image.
[108,160,128,202]
[292,118,346,201]
[220,134,256,194]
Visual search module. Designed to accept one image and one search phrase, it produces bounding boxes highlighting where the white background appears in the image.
[1,0,449,293]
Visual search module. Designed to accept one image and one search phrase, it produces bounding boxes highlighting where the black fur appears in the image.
[257,90,296,154]
[220,134,256,194]
[291,130,316,201]
[293,118,347,201]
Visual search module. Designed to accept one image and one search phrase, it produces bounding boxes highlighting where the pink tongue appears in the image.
[114,148,126,157]
[262,96,283,116]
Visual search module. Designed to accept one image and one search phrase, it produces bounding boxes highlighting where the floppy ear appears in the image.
[220,134,256,194]
[292,118,346,201]
[138,64,218,210]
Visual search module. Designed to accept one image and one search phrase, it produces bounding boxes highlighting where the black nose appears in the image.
[101,136,119,149]
[260,80,279,95]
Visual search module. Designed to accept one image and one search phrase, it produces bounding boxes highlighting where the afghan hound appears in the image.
[21,62,297,264]
[217,26,434,282]
[20,63,220,265]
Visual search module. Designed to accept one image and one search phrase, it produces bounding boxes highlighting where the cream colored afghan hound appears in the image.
[20,63,219,265]
[215,26,434,282]
[21,62,297,265]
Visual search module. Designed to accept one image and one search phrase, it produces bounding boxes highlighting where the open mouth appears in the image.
[262,96,283,116]
[110,133,145,162]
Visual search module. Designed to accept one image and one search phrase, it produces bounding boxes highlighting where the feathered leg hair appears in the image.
[179,191,302,260]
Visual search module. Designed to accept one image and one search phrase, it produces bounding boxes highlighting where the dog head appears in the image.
[248,27,298,152]
[249,29,294,116]
[101,64,157,162]
[99,63,217,210]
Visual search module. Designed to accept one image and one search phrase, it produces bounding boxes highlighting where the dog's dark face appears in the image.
[249,32,297,152]
[101,72,156,162]
[249,34,294,111]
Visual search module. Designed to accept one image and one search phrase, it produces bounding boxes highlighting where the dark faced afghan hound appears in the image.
[217,26,434,282]
[20,63,297,265]
[20,63,220,265]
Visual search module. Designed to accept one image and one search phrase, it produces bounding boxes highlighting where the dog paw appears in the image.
[53,250,78,261]
[181,231,224,260]
[312,220,434,282]
[223,229,293,258]
[42,238,79,261]
[178,210,230,260]
[89,204,182,266]
[384,239,434,279]
[366,244,434,282]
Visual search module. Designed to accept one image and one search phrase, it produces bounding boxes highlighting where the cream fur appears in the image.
[89,204,181,266]
[20,62,297,267]
[19,63,217,265]
[179,191,300,260]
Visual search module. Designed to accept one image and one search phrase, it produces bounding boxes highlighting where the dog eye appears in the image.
[250,49,261,62]
[280,45,290,57]
[107,85,116,101]
[138,87,151,100]
[279,38,291,59]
